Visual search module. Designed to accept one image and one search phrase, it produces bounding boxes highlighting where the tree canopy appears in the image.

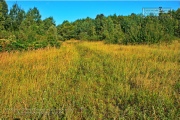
[0,1,180,52]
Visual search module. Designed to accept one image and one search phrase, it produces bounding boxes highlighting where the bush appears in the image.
[5,40,28,51]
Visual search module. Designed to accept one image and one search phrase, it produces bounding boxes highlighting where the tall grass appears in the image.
[0,40,179,119]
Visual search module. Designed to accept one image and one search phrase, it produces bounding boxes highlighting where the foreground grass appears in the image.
[0,40,179,119]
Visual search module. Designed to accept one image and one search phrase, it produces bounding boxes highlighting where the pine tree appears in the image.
[9,3,25,31]
[0,0,8,30]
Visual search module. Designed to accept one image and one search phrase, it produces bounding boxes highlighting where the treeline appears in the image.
[0,0,180,51]
[0,0,59,51]
[57,10,180,44]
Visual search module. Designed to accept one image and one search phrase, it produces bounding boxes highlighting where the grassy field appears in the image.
[0,40,180,119]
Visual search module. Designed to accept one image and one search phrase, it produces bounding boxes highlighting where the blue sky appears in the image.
[6,1,180,25]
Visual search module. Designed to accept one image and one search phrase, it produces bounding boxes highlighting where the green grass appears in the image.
[0,40,180,119]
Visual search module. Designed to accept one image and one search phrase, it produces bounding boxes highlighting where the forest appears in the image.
[0,0,180,52]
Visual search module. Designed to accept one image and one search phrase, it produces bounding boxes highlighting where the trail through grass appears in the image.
[0,40,180,119]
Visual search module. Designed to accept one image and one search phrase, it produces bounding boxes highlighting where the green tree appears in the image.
[95,14,106,40]
[26,7,41,24]
[43,17,56,31]
[0,0,8,39]
[141,16,164,44]
[175,8,180,38]
[18,7,42,42]
[159,13,176,41]
[73,17,97,40]
[9,3,25,31]
[121,15,142,44]
[46,25,59,47]
[82,17,97,40]
[103,17,115,43]
[57,20,74,40]
[0,0,8,30]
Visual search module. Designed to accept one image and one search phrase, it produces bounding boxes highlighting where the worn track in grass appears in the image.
[0,40,180,119]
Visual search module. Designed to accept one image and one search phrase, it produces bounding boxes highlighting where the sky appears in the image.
[6,1,180,25]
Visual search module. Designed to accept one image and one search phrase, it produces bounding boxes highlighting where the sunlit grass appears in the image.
[0,40,179,119]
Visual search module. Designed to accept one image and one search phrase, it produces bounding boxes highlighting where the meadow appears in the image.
[0,40,179,119]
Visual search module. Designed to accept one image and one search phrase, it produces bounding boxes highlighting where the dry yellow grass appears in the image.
[0,40,179,119]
